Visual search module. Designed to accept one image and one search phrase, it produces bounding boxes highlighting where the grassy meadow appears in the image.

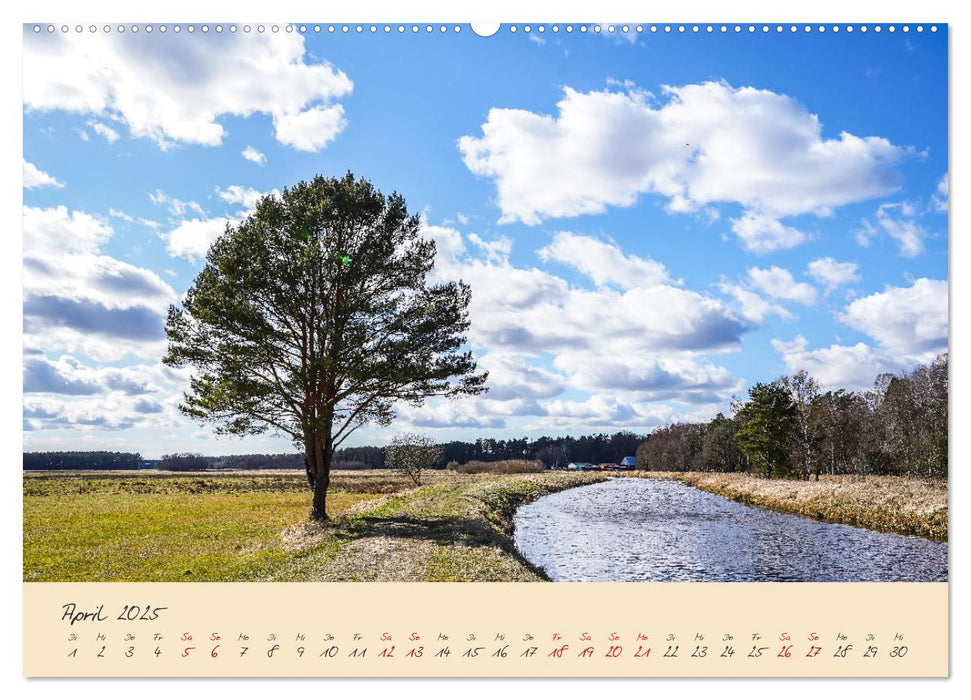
[23,468,606,582]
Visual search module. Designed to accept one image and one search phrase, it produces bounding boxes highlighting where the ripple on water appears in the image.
[513,478,948,582]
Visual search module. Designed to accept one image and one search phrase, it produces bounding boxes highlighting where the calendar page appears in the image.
[20,11,949,681]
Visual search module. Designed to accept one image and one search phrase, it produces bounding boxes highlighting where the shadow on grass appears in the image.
[332,514,550,580]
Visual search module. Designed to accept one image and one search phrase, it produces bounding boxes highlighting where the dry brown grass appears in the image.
[449,459,546,474]
[642,472,948,541]
[23,468,418,496]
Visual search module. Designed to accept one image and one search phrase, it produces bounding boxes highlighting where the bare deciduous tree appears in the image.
[386,433,442,486]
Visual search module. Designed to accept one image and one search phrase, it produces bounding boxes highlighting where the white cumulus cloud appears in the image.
[397,401,505,430]
[771,336,907,390]
[527,394,679,432]
[273,105,347,152]
[477,353,568,401]
[932,173,948,212]
[24,29,353,152]
[856,201,929,257]
[459,81,906,248]
[23,159,64,189]
[157,186,278,262]
[551,352,739,405]
[730,211,808,253]
[875,203,927,257]
[162,217,232,263]
[215,185,272,210]
[773,278,949,390]
[149,189,205,218]
[424,223,747,421]
[806,257,860,292]
[839,278,948,358]
[747,266,817,305]
[23,206,178,360]
[242,145,267,165]
[467,233,513,262]
[538,231,671,287]
[89,120,119,143]
[717,283,793,324]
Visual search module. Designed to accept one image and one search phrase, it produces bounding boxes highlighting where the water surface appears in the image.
[513,478,947,582]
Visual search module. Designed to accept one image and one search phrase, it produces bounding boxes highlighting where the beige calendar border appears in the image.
[23,582,947,677]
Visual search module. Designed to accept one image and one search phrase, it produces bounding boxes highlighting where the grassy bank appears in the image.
[647,471,948,541]
[23,470,605,582]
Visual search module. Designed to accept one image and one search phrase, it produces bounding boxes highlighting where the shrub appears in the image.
[450,459,545,474]
[385,433,442,486]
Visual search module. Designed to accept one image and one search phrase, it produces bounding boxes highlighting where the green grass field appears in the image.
[23,469,605,582]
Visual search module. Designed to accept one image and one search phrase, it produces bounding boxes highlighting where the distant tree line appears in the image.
[159,432,648,471]
[334,432,645,469]
[157,453,213,471]
[156,452,377,471]
[156,453,305,470]
[22,451,142,471]
[218,453,304,470]
[23,433,649,473]
[332,445,386,469]
[636,354,948,480]
[211,433,645,471]
[435,432,643,468]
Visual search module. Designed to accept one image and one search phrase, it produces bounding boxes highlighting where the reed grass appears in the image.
[646,471,948,541]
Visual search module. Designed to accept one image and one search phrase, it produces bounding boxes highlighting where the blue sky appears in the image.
[22,24,948,457]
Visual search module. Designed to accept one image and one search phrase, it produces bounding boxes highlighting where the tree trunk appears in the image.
[308,431,334,522]
[311,467,330,521]
[303,454,314,489]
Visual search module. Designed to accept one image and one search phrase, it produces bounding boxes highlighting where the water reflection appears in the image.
[513,478,948,582]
